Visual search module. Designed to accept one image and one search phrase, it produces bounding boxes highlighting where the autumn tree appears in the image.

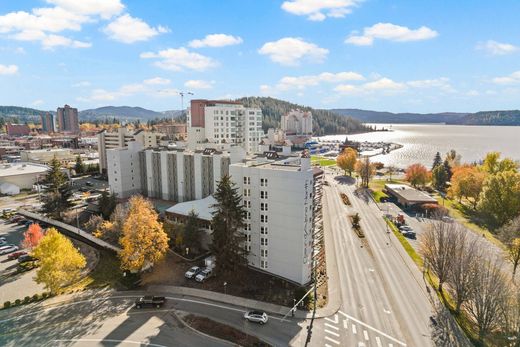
[405,163,430,188]
[355,156,375,188]
[449,165,486,208]
[336,148,357,176]
[32,228,86,294]
[419,221,458,294]
[477,171,520,228]
[119,196,169,272]
[482,152,518,175]
[184,210,203,253]
[501,287,520,345]
[499,216,520,277]
[211,175,248,275]
[21,223,44,250]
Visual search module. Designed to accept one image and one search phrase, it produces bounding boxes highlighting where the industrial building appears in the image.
[0,162,48,192]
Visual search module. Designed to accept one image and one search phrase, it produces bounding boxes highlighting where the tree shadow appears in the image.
[334,175,356,186]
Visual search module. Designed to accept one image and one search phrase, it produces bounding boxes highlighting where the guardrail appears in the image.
[17,209,121,253]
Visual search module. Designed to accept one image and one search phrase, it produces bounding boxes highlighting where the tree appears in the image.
[119,196,169,272]
[210,175,248,275]
[405,163,430,188]
[482,152,518,175]
[351,213,361,231]
[32,228,86,294]
[355,156,375,188]
[431,165,448,191]
[443,159,453,182]
[43,156,67,193]
[336,148,357,176]
[99,191,117,220]
[386,166,397,181]
[41,185,72,220]
[498,216,520,277]
[501,286,520,346]
[449,165,486,208]
[463,256,510,342]
[432,151,443,169]
[74,155,85,175]
[184,210,203,253]
[445,149,461,168]
[419,221,458,294]
[478,171,520,228]
[21,223,44,250]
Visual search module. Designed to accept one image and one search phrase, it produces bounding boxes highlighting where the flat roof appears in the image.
[166,195,216,221]
[0,162,49,177]
[385,184,437,203]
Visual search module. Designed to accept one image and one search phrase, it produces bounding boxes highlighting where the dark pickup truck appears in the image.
[134,296,166,309]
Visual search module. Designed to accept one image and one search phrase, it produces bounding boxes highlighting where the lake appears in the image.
[318,124,520,169]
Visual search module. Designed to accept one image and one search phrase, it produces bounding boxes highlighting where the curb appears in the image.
[173,310,238,347]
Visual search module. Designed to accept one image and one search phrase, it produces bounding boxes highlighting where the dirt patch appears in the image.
[181,313,271,347]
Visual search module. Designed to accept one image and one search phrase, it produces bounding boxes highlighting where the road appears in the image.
[311,170,434,347]
[0,292,307,347]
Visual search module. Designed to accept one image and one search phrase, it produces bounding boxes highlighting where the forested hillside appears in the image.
[457,110,520,125]
[237,97,370,136]
[0,106,48,126]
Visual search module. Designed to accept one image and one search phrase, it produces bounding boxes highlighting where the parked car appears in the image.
[18,254,36,263]
[185,266,201,279]
[16,218,28,225]
[195,267,213,282]
[85,181,94,187]
[134,296,166,309]
[9,216,23,224]
[7,250,27,260]
[0,236,6,245]
[0,244,19,255]
[244,311,269,325]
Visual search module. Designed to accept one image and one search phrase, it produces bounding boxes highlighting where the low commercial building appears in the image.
[385,184,438,207]
[6,124,30,137]
[0,162,48,190]
[155,123,187,141]
[20,148,75,165]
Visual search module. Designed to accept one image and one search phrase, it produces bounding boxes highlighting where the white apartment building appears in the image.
[20,148,75,165]
[281,109,313,135]
[187,100,264,154]
[229,152,323,285]
[107,144,245,200]
[98,128,163,174]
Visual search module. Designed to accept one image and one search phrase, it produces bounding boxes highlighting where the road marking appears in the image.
[363,330,369,340]
[343,319,348,329]
[338,310,406,346]
[325,314,338,324]
[325,336,340,345]
[376,336,382,347]
[325,329,340,337]
[352,324,357,334]
[358,343,366,347]
[325,322,339,330]
[325,344,333,347]
[368,268,375,272]
[54,339,168,347]
[389,344,394,347]
[383,308,392,314]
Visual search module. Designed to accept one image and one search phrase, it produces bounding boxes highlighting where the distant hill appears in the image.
[237,97,369,136]
[79,106,163,121]
[332,108,520,125]
[0,106,50,125]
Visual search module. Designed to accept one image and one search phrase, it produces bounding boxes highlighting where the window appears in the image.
[243,200,251,208]
[246,212,251,220]
[260,191,268,199]
[245,245,251,252]
[260,178,268,187]
[243,188,250,197]
[261,260,268,269]
[260,203,268,211]
[260,226,268,235]
[260,215,268,223]
[243,176,250,185]
[261,237,268,246]
[247,233,251,242]
[261,249,268,258]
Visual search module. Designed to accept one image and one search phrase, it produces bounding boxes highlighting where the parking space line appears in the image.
[363,330,369,340]
[325,329,340,337]
[343,319,348,329]
[352,324,357,334]
[376,336,382,347]
[325,336,340,345]
[325,314,338,324]
[325,322,339,330]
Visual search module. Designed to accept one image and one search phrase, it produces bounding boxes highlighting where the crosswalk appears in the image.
[322,312,406,347]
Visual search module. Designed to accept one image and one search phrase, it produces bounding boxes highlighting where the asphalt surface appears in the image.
[311,170,435,347]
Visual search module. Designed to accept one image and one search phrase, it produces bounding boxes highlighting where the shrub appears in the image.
[14,299,21,305]
[32,294,39,301]
[23,296,31,304]
[3,301,11,309]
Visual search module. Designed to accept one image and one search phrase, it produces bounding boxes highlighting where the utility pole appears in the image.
[178,91,194,124]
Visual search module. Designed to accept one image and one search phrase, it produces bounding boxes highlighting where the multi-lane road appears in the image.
[310,170,435,347]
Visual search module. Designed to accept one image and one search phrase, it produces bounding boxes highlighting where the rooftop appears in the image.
[0,162,49,177]
[165,195,216,221]
[385,184,437,203]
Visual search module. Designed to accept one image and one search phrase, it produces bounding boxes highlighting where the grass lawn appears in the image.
[311,155,336,167]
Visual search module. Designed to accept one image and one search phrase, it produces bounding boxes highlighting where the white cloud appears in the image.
[143,77,170,85]
[277,71,365,90]
[31,99,44,106]
[492,71,520,84]
[406,77,455,92]
[45,0,125,19]
[281,0,361,21]
[477,40,518,56]
[189,34,243,48]
[345,23,438,46]
[258,37,328,66]
[0,64,18,75]
[103,14,169,44]
[72,81,91,87]
[363,78,406,91]
[140,47,217,71]
[185,80,214,89]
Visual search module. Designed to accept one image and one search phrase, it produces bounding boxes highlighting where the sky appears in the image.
[0,0,520,113]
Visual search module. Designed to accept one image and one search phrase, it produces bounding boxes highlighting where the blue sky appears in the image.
[0,0,519,113]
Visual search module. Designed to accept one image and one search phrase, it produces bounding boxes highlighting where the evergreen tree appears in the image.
[432,165,448,191]
[43,156,67,193]
[210,175,248,275]
[99,191,117,220]
[432,152,442,169]
[184,210,203,253]
[74,155,85,175]
[443,159,453,181]
[42,185,73,220]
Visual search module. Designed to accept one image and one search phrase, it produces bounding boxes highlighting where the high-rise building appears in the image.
[187,99,264,153]
[281,109,312,135]
[56,105,79,133]
[40,113,55,133]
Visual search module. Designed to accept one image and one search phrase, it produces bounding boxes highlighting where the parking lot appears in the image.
[0,220,45,303]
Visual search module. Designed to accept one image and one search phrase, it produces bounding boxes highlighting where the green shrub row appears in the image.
[3,292,50,309]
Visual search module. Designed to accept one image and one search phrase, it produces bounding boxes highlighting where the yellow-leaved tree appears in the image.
[119,196,169,272]
[32,228,86,294]
[337,147,358,176]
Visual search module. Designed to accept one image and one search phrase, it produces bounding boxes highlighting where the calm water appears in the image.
[318,124,520,169]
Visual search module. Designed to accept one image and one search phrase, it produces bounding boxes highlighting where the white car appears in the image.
[195,268,212,282]
[185,266,201,279]
[0,245,19,255]
[244,311,269,325]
